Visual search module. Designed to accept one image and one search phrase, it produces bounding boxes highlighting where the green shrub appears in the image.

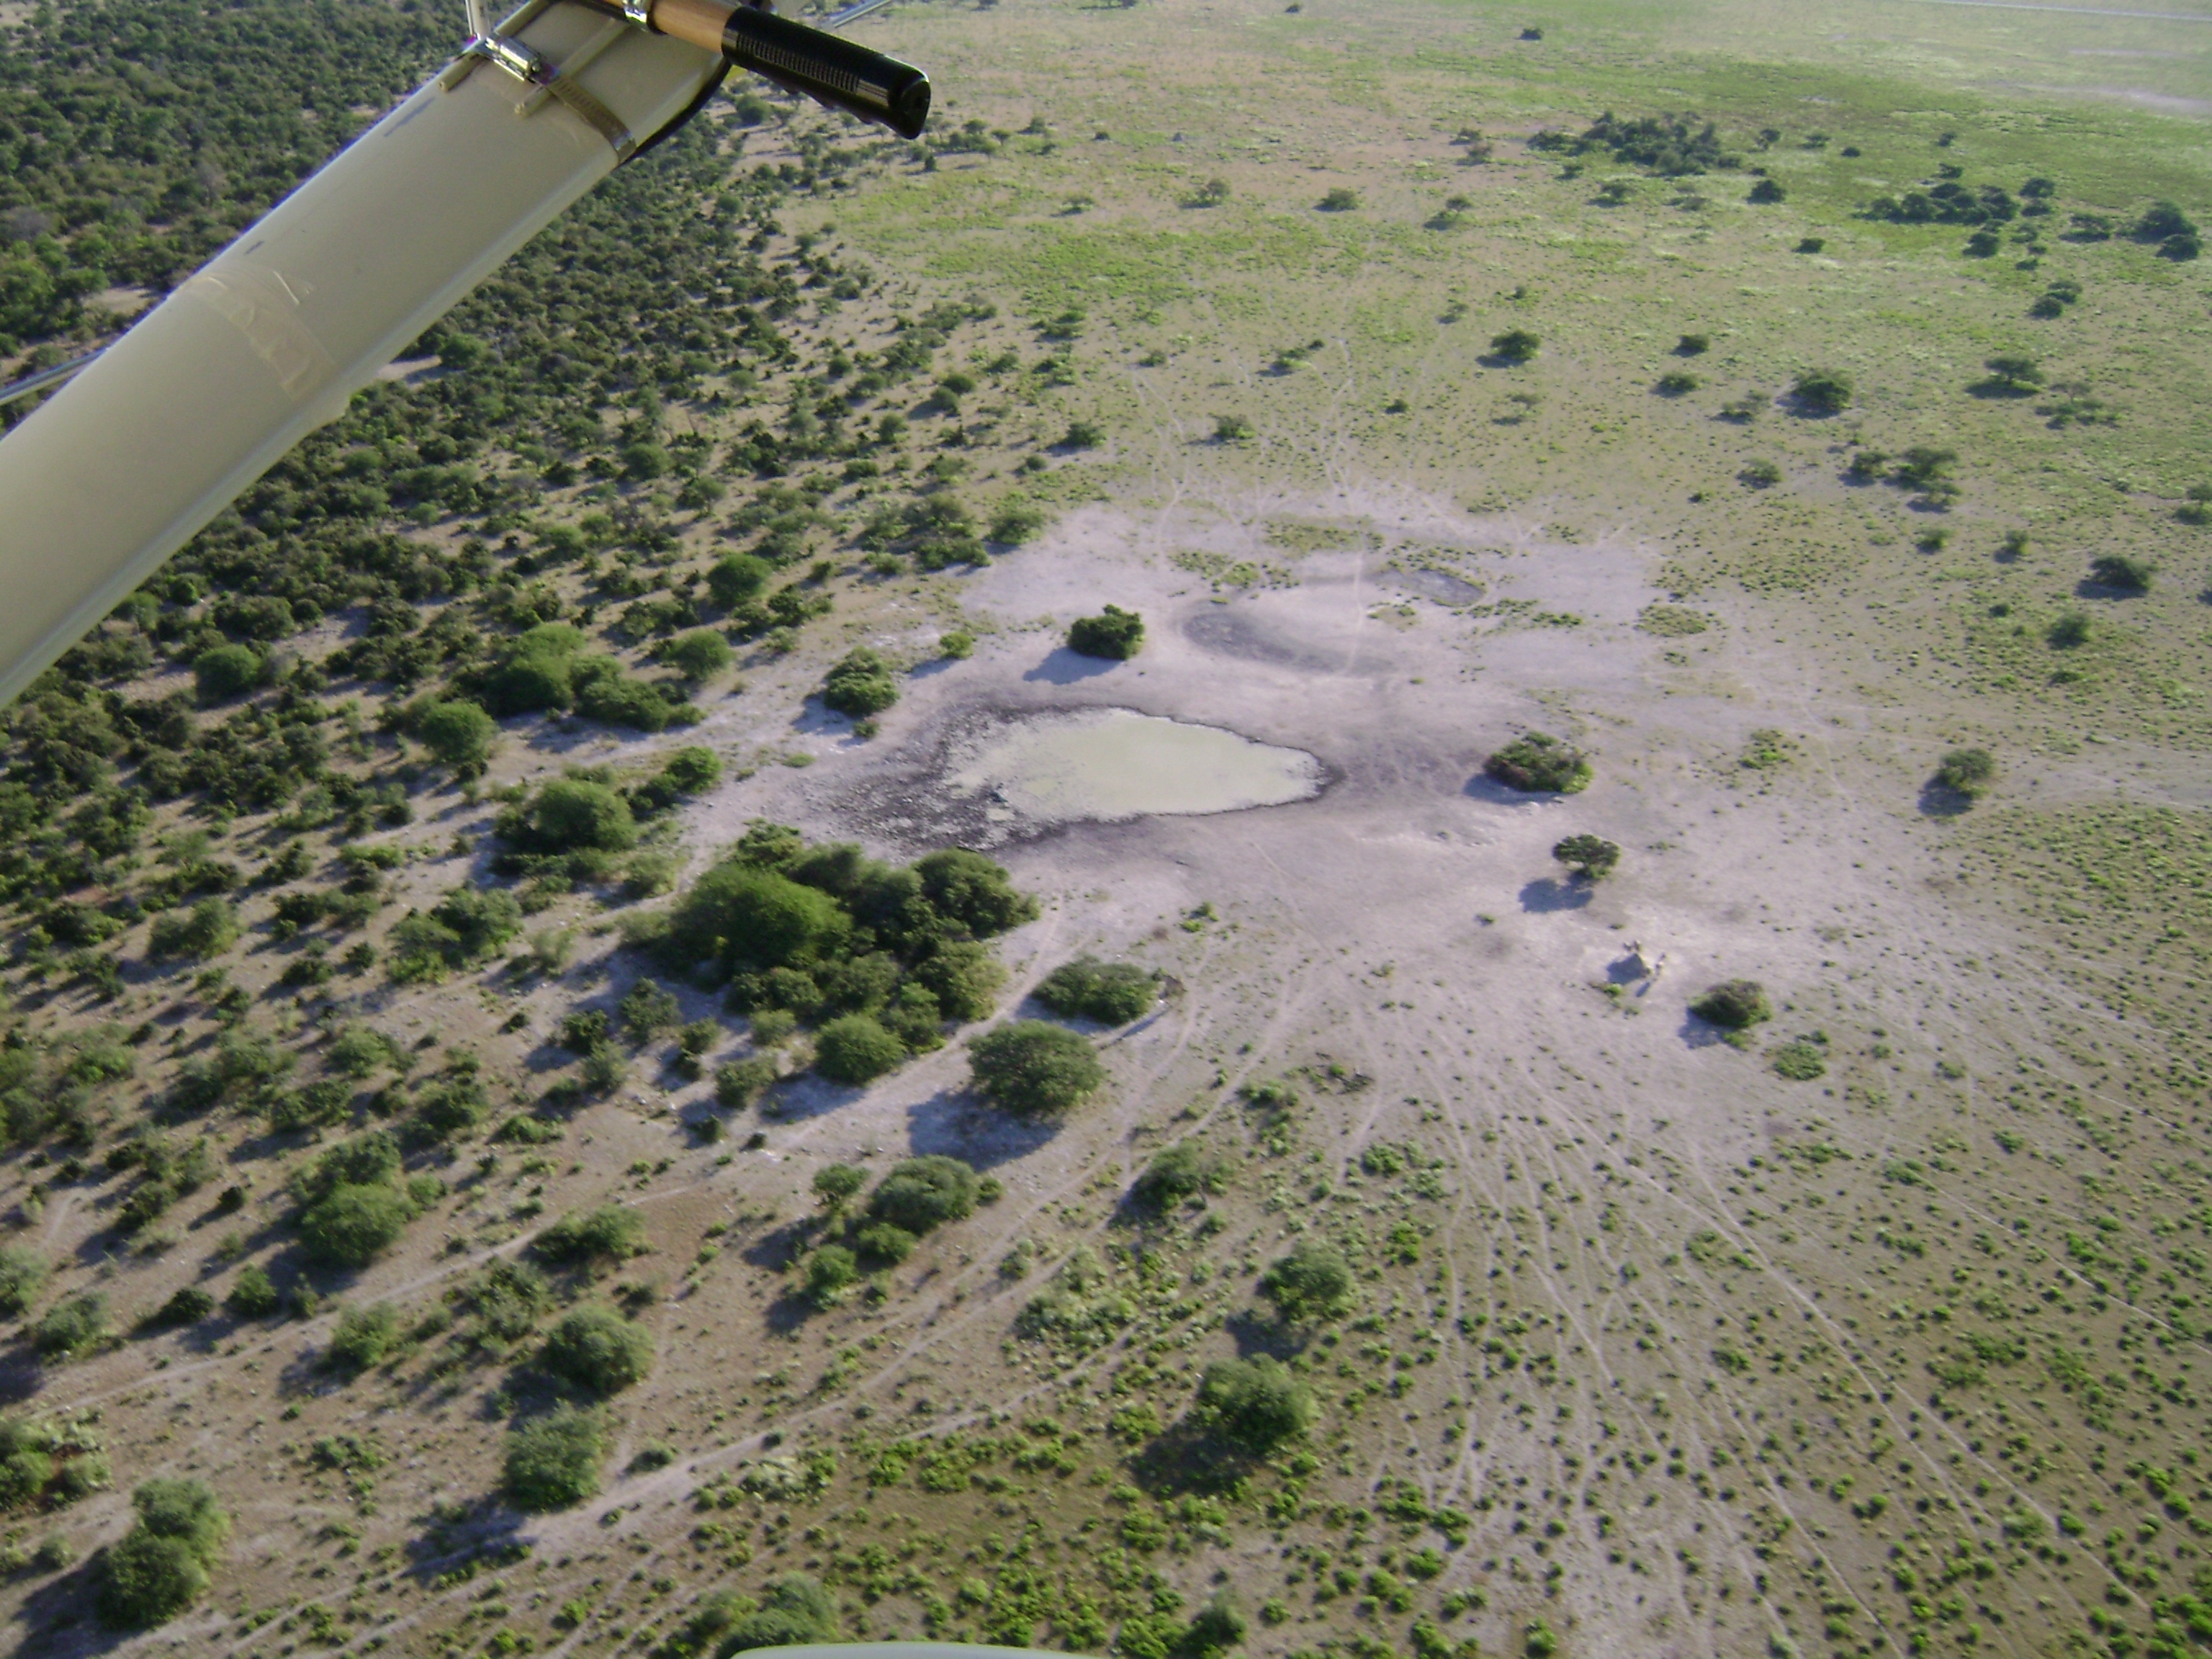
[504,1405,603,1511]
[227,1264,280,1318]
[939,629,976,659]
[718,1573,837,1653]
[503,778,637,854]
[806,1244,859,1307]
[1066,605,1144,660]
[1197,1356,1316,1453]
[714,1058,777,1110]
[707,553,773,608]
[33,1292,109,1359]
[814,1014,907,1084]
[535,1204,647,1266]
[2048,611,2091,649]
[1488,328,1539,362]
[1259,1239,1354,1323]
[148,897,238,961]
[1771,1040,1828,1081]
[854,1222,916,1264]
[811,1164,866,1213]
[868,1155,980,1234]
[98,1478,228,1627]
[327,1303,401,1372]
[664,630,734,682]
[2089,554,2153,593]
[1483,732,1591,794]
[915,849,1037,937]
[909,939,1007,1022]
[1035,956,1157,1024]
[1133,1143,1221,1210]
[619,978,683,1044]
[1551,834,1620,879]
[822,647,899,717]
[1655,370,1699,395]
[1318,186,1359,211]
[1747,176,1785,204]
[665,864,853,974]
[968,1020,1105,1117]
[299,1184,416,1268]
[141,1286,215,1330]
[540,1304,655,1395]
[192,644,264,701]
[0,1244,48,1316]
[1690,979,1772,1030]
[1933,748,1997,796]
[416,700,498,770]
[1791,368,1852,413]
[988,500,1049,544]
[388,886,523,981]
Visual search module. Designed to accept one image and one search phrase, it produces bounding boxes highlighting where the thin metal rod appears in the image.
[0,350,103,411]
[821,0,899,31]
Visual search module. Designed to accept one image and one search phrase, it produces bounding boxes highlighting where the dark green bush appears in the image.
[504,1405,603,1511]
[814,1013,907,1083]
[1133,1142,1221,1210]
[868,1155,979,1234]
[1259,1239,1354,1323]
[416,700,498,770]
[1689,979,1772,1029]
[1791,368,1852,413]
[714,1057,777,1110]
[148,897,238,961]
[1933,748,1997,796]
[1066,606,1144,660]
[854,1222,916,1264]
[665,864,853,974]
[1489,328,1539,362]
[2089,554,2153,593]
[663,630,734,682]
[389,886,523,981]
[97,1478,228,1627]
[326,1303,401,1372]
[909,939,1007,1022]
[298,1184,415,1268]
[805,1244,859,1307]
[227,1264,280,1318]
[822,647,899,717]
[1035,956,1158,1024]
[502,778,637,854]
[717,1573,837,1653]
[0,1244,48,1316]
[1484,732,1591,793]
[619,978,682,1043]
[1551,834,1620,879]
[192,644,264,702]
[33,1292,109,1359]
[1197,1356,1316,1453]
[540,1304,655,1395]
[141,1286,215,1330]
[968,1021,1105,1117]
[709,554,774,608]
[534,1204,647,1266]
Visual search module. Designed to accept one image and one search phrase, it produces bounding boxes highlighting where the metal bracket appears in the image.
[440,0,640,161]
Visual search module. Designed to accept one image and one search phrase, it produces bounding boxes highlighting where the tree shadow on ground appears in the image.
[1126,1419,1252,1498]
[1223,1308,1299,1362]
[1676,1012,1732,1051]
[9,1557,127,1658]
[905,1089,1060,1172]
[1517,877,1591,914]
[1022,647,1122,685]
[1917,781,1976,819]
[1460,775,1552,808]
[1604,950,1650,987]
[402,1498,530,1588]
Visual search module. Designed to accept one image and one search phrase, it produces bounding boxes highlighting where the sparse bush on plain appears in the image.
[868,1155,979,1234]
[415,699,498,770]
[813,1013,907,1084]
[1791,367,1852,413]
[714,1058,778,1110]
[34,1292,109,1359]
[540,1304,655,1395]
[326,1303,402,1373]
[1133,1142,1223,1210]
[822,647,898,717]
[1067,606,1145,660]
[2090,554,2153,593]
[148,897,238,961]
[1691,979,1773,1030]
[1489,328,1540,362]
[805,1244,858,1307]
[1934,748,1997,797]
[535,1204,648,1267]
[716,1573,839,1652]
[96,1478,228,1627]
[0,1244,48,1316]
[1552,834,1620,879]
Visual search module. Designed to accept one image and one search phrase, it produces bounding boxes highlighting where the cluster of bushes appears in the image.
[1034,954,1158,1024]
[804,1154,991,1305]
[637,826,1035,1084]
[96,1479,229,1628]
[1527,112,1735,176]
[388,885,522,983]
[472,624,699,732]
[0,1413,108,1509]
[289,1130,442,1267]
[493,747,719,884]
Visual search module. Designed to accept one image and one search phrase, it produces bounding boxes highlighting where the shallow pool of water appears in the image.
[946,709,1323,824]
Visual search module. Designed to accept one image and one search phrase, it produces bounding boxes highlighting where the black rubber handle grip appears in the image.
[721,7,930,139]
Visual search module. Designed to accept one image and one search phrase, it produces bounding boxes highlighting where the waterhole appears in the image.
[945,709,1323,826]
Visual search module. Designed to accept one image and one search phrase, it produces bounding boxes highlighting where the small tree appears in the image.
[1791,368,1852,413]
[707,553,773,608]
[868,1156,980,1233]
[1489,328,1540,363]
[416,700,498,770]
[1980,354,2044,397]
[1259,1239,1354,1324]
[193,644,263,701]
[811,1164,867,1215]
[806,1244,859,1308]
[2089,554,2153,593]
[504,1405,603,1510]
[1213,414,1254,442]
[619,978,682,1044]
[714,1057,777,1110]
[719,1574,838,1651]
[1035,956,1158,1023]
[814,1013,907,1084]
[1690,979,1772,1030]
[1197,1356,1316,1454]
[96,1479,229,1627]
[298,1184,415,1268]
[1933,748,1997,798]
[34,1292,109,1359]
[1132,1143,1220,1210]
[1484,732,1591,793]
[505,778,637,854]
[822,647,899,717]
[0,1244,48,1316]
[1067,606,1145,660]
[1747,176,1785,204]
[148,898,239,961]
[1318,187,1359,211]
[1552,834,1621,880]
[968,1021,1106,1116]
[534,1204,648,1267]
[662,630,734,683]
[226,1264,281,1318]
[541,1305,655,1395]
